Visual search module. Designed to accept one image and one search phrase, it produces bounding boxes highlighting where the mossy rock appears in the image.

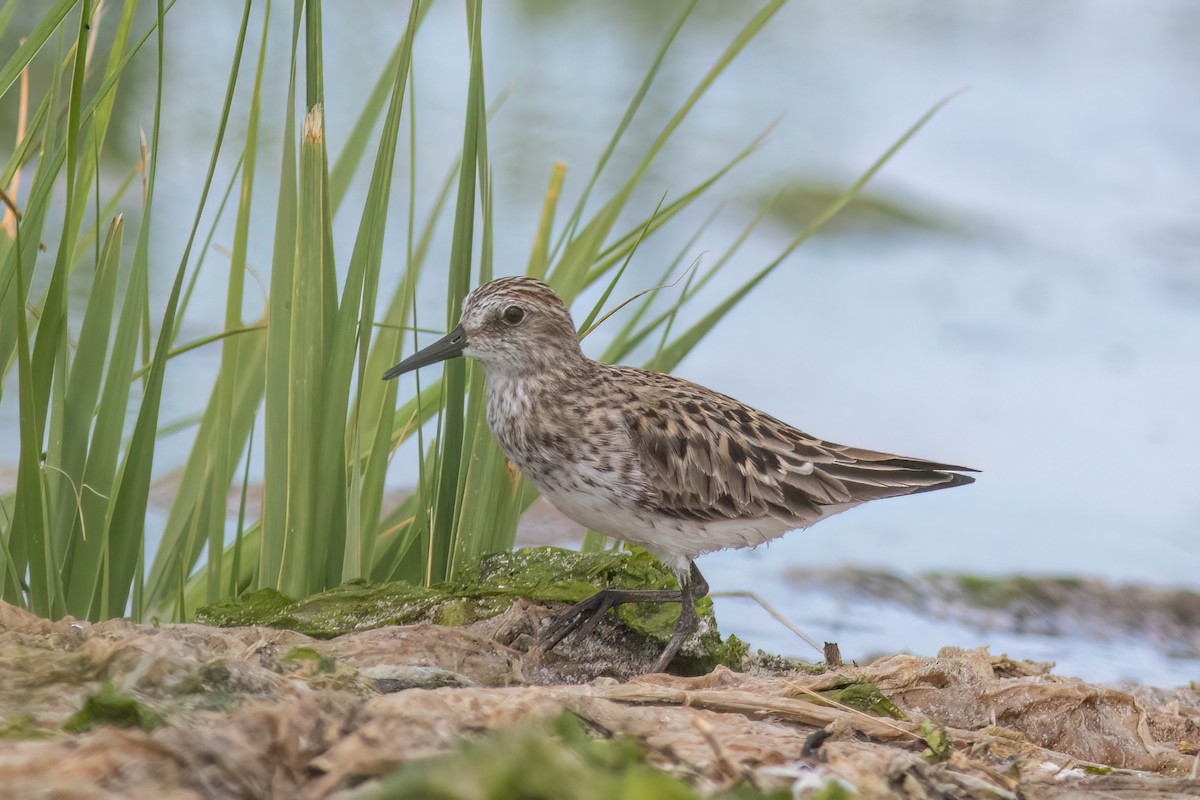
[63,683,164,734]
[940,574,1084,610]
[0,712,55,741]
[196,546,742,672]
[823,682,907,720]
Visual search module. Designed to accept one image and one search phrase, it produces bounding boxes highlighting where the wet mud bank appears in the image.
[786,566,1200,660]
[1,548,1198,798]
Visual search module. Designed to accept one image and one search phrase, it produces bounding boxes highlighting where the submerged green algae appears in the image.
[196,546,741,670]
[943,574,1084,610]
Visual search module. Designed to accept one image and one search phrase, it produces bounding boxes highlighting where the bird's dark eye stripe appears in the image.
[502,305,525,324]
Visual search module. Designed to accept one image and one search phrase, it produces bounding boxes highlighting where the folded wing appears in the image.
[619,373,976,527]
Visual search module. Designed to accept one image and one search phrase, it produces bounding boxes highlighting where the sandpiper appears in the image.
[384,276,976,672]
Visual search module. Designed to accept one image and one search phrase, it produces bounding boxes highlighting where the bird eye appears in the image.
[502,305,525,325]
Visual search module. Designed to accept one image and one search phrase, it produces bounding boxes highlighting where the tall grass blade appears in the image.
[526,161,566,280]
[101,0,246,618]
[314,0,420,584]
[647,94,957,374]
[9,221,54,612]
[0,0,77,98]
[51,216,123,587]
[24,0,97,617]
[276,105,332,597]
[427,0,485,583]
[143,323,267,614]
[260,8,303,589]
[195,0,266,606]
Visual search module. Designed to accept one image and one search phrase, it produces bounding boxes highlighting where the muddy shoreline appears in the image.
[2,549,1198,798]
[785,566,1200,661]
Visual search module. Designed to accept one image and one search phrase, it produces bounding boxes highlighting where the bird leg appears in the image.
[650,562,709,673]
[541,561,710,674]
[542,587,681,650]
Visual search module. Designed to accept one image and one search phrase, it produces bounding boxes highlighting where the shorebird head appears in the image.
[382,276,583,379]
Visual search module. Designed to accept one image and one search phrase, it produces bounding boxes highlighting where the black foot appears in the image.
[542,587,681,651]
[540,562,712,674]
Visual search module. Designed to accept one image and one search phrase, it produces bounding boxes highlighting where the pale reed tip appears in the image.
[304,104,325,143]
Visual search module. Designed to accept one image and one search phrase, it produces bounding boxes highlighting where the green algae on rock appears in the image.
[278,646,376,693]
[0,712,53,741]
[196,546,742,671]
[64,683,164,734]
[822,682,907,721]
[364,712,791,800]
[920,719,953,764]
[284,646,339,674]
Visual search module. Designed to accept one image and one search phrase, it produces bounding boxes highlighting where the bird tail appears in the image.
[816,451,978,502]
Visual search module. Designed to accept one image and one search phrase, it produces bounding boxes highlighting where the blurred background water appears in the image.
[2,0,1199,684]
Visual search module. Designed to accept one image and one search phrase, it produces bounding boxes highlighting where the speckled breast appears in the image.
[484,373,644,509]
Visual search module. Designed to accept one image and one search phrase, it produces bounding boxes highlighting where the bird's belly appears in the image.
[538,478,798,569]
[523,457,639,533]
[539,483,646,539]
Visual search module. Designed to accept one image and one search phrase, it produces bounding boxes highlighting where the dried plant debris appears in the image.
[4,586,1200,799]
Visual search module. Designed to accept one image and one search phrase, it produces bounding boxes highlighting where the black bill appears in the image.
[382,324,467,380]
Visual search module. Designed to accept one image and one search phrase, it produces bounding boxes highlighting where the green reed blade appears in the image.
[49,217,123,587]
[260,7,303,589]
[525,161,567,280]
[548,0,696,266]
[0,0,76,98]
[647,94,959,375]
[427,0,485,584]
[100,0,246,619]
[142,322,267,614]
[274,105,332,597]
[312,0,420,585]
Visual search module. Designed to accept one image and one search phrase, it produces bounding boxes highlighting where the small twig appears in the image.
[711,590,824,656]
[951,771,1019,800]
[0,185,21,221]
[600,683,910,741]
[1,43,28,237]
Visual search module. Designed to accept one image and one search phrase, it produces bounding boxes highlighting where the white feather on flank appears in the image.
[543,474,862,573]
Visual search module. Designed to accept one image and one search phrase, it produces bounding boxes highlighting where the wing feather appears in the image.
[616,367,976,527]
